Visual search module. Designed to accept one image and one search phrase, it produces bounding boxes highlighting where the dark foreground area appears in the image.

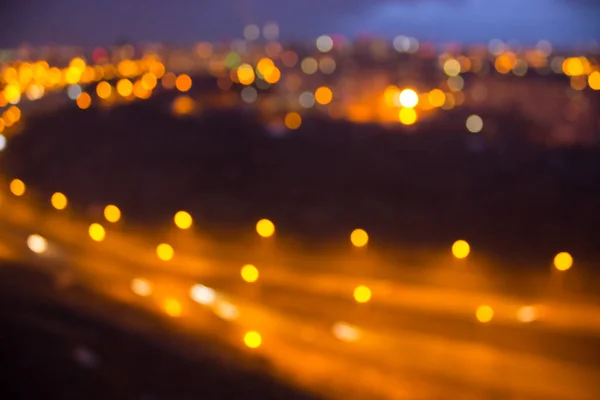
[0,262,317,400]
[4,88,600,267]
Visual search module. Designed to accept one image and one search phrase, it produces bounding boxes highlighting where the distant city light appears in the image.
[332,322,361,342]
[96,81,112,99]
[0,134,5,151]
[398,89,419,108]
[315,86,333,105]
[256,218,275,237]
[452,240,470,259]
[517,305,538,323]
[190,284,216,305]
[285,112,302,130]
[243,24,260,41]
[175,74,192,92]
[299,91,316,108]
[67,84,82,100]
[399,108,418,125]
[443,59,461,76]
[300,57,318,75]
[164,298,182,317]
[76,92,91,109]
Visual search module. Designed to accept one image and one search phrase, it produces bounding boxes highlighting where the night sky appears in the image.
[2,0,600,47]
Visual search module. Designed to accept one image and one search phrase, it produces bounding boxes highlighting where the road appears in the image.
[1,188,599,400]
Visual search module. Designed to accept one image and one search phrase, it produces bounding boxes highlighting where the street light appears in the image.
[452,239,470,259]
[256,218,275,238]
[156,243,174,261]
[241,264,259,283]
[174,211,193,230]
[353,285,372,303]
[104,204,121,223]
[553,252,573,271]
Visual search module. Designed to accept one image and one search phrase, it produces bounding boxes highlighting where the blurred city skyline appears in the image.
[3,0,600,48]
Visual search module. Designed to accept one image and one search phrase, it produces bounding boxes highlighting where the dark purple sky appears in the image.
[3,0,599,47]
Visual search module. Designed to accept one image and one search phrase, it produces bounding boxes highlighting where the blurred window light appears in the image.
[241,264,259,283]
[476,305,494,323]
[452,240,470,259]
[27,234,48,254]
[316,35,334,52]
[588,71,600,90]
[26,84,45,101]
[131,278,152,297]
[190,284,216,305]
[10,178,26,196]
[332,322,361,343]
[0,134,5,151]
[96,81,112,99]
[393,35,411,53]
[156,243,174,261]
[466,115,484,133]
[51,192,68,210]
[428,89,446,108]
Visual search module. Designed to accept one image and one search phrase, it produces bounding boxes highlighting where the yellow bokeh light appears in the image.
[51,192,68,210]
[88,223,106,242]
[244,331,262,348]
[399,108,418,125]
[350,228,369,247]
[10,178,26,196]
[284,112,302,130]
[104,204,121,223]
[241,264,259,283]
[443,59,461,76]
[588,71,600,90]
[4,106,21,123]
[428,89,446,107]
[353,285,372,303]
[476,305,494,323]
[116,79,133,97]
[69,57,86,74]
[133,80,151,99]
[141,72,158,90]
[96,81,112,99]
[263,67,281,84]
[172,95,195,115]
[256,218,275,237]
[175,74,192,92]
[315,86,333,105]
[76,92,91,109]
[237,64,256,85]
[3,83,21,103]
[562,57,584,76]
[156,243,174,261]
[131,278,152,297]
[452,240,470,259]
[398,89,419,108]
[553,252,573,271]
[174,211,193,229]
[164,298,182,317]
[256,58,275,77]
[64,67,82,84]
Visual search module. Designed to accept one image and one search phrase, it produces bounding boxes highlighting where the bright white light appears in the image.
[517,306,538,323]
[299,91,315,108]
[130,278,152,297]
[316,35,334,52]
[213,300,239,321]
[27,234,48,254]
[393,35,410,53]
[0,134,6,151]
[332,322,361,343]
[190,284,216,305]
[67,84,82,100]
[243,24,260,41]
[398,89,419,108]
[466,115,484,133]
